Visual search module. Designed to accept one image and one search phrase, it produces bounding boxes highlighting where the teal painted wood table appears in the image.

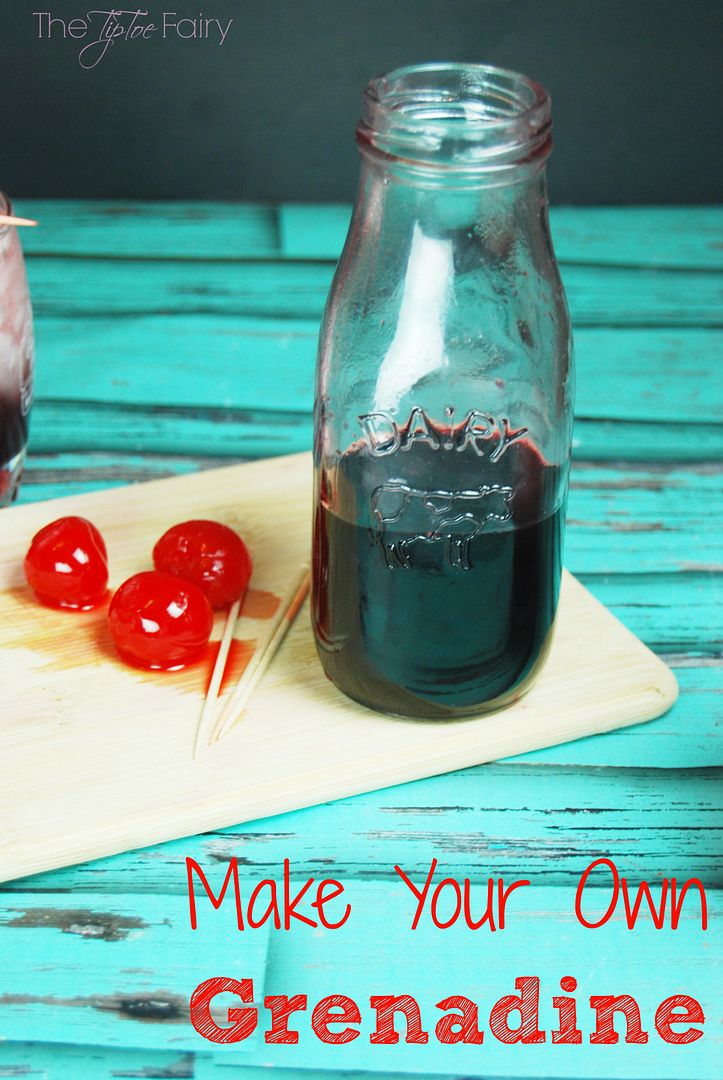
[0,203,721,1079]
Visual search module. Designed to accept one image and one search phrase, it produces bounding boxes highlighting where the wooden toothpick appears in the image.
[0,215,38,227]
[193,597,242,759]
[209,566,310,745]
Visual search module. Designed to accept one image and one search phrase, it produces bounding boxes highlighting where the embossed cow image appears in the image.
[370,481,514,570]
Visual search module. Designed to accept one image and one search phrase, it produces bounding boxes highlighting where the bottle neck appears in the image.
[358,63,552,189]
[353,156,552,245]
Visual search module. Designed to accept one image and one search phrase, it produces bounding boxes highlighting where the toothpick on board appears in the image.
[209,565,311,746]
[0,215,38,227]
[193,596,242,759]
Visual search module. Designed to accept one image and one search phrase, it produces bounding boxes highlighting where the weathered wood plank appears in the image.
[25,401,312,460]
[198,1062,506,1080]
[23,402,723,465]
[579,573,721,657]
[572,419,723,462]
[3,759,719,895]
[15,453,723,575]
[564,462,722,574]
[24,257,723,325]
[573,328,722,421]
[280,203,723,269]
[4,203,717,1079]
[15,201,723,269]
[0,1044,480,1080]
[196,884,720,1078]
[30,317,722,423]
[2,885,716,1075]
[19,451,234,487]
[14,458,723,654]
[514,667,720,766]
[16,200,280,259]
[33,315,319,411]
[0,1043,193,1078]
[0,1042,545,1080]
[26,258,336,319]
[0,893,269,1051]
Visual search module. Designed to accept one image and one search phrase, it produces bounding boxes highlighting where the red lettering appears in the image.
[369,994,429,1044]
[575,858,619,928]
[189,977,256,1043]
[247,879,281,929]
[497,878,530,929]
[311,994,361,1043]
[264,994,308,1044]
[283,860,316,928]
[590,994,648,1044]
[463,878,496,931]
[489,977,545,1044]
[186,857,243,931]
[670,878,708,930]
[435,995,484,1044]
[396,863,527,931]
[394,861,438,930]
[622,878,668,929]
[312,879,352,930]
[552,976,582,1044]
[655,995,705,1044]
[431,878,462,929]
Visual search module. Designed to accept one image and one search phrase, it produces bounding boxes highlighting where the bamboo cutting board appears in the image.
[0,452,677,884]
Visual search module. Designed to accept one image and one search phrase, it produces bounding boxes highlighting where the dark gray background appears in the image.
[1,0,720,203]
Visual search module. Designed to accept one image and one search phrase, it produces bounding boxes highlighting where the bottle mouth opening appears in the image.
[358,63,552,176]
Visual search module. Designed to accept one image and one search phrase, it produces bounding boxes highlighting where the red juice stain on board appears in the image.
[1,585,254,697]
[242,588,280,619]
[1,589,112,673]
[3,580,266,695]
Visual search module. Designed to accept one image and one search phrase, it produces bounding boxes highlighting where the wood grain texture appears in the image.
[0,892,269,1051]
[2,201,718,1080]
[206,883,719,1078]
[0,454,677,885]
[17,200,280,260]
[0,1042,500,1080]
[17,456,723,576]
[197,1063,479,1080]
[2,761,718,896]
[278,204,723,269]
[0,883,715,1076]
[0,1044,476,1080]
[30,317,722,421]
[24,256,723,325]
[0,1043,194,1078]
[15,201,723,269]
[24,402,723,464]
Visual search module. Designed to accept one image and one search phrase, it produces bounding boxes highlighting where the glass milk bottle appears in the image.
[312,64,574,718]
[0,195,34,507]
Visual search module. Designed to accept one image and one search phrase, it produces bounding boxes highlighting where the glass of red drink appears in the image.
[0,192,34,508]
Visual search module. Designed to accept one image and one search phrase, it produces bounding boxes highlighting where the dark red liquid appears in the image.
[0,393,26,464]
[0,392,28,503]
[312,438,564,718]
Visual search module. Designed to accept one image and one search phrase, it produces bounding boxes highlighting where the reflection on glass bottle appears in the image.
[0,195,34,507]
[312,64,574,718]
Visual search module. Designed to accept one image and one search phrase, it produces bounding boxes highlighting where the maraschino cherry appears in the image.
[24,516,109,610]
[152,520,252,608]
[108,570,213,670]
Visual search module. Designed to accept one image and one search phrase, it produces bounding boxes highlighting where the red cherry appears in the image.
[152,520,252,608]
[108,571,213,670]
[24,516,109,610]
